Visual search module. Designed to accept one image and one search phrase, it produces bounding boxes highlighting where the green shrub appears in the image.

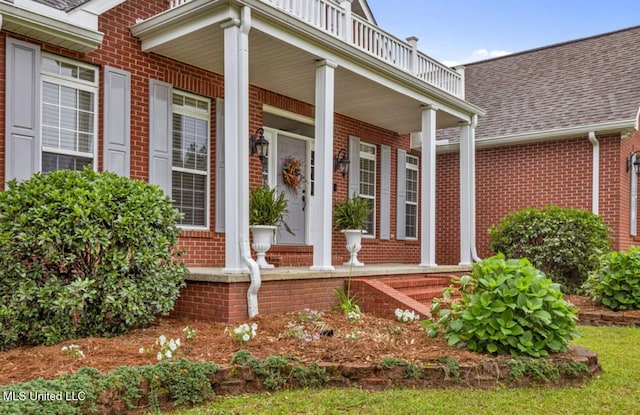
[0,360,219,414]
[0,168,187,350]
[582,246,640,310]
[424,254,580,358]
[488,206,610,292]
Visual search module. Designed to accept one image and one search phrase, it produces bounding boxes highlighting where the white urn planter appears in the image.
[342,229,366,267]
[250,225,277,269]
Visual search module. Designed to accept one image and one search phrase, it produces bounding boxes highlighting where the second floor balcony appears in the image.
[168,0,465,100]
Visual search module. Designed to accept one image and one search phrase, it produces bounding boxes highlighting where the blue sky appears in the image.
[367,0,639,66]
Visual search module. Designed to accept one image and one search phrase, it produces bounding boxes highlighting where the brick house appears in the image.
[435,26,640,265]
[4,1,637,321]
[2,0,483,271]
[1,0,485,320]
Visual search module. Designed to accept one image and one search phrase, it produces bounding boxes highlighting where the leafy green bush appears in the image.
[488,206,610,291]
[582,247,640,310]
[0,168,187,350]
[0,360,219,414]
[424,254,580,357]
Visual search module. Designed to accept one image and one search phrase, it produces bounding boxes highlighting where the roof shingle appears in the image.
[461,25,640,140]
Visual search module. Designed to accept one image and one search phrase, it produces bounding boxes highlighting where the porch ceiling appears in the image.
[133,6,464,134]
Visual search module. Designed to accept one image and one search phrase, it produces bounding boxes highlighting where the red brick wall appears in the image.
[0,0,423,267]
[173,277,346,322]
[436,132,640,265]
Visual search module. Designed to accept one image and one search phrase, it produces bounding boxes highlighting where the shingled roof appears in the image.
[32,0,91,12]
[458,25,640,141]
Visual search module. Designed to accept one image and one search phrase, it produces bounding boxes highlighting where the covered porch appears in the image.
[172,264,471,322]
[132,0,484,273]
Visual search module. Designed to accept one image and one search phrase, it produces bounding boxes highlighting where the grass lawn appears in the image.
[164,325,640,415]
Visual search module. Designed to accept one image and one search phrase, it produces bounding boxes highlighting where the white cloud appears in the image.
[471,48,511,60]
[440,49,512,67]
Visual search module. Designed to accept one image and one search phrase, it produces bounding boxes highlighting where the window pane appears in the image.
[172,171,206,227]
[172,114,208,172]
[406,168,418,203]
[60,86,77,108]
[42,57,59,74]
[42,82,59,104]
[42,104,59,128]
[42,126,59,148]
[406,204,417,239]
[78,67,95,82]
[78,90,94,112]
[78,133,92,153]
[42,152,92,173]
[60,61,77,79]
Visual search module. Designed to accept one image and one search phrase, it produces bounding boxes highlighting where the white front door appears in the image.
[275,133,308,245]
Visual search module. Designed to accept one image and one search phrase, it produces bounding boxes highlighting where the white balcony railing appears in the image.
[169,0,464,98]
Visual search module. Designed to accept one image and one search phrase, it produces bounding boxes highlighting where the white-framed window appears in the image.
[41,53,98,172]
[405,154,419,239]
[359,142,376,236]
[171,91,210,229]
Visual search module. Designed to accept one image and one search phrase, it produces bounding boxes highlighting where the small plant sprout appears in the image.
[298,309,324,322]
[345,328,361,340]
[229,323,258,343]
[346,310,362,322]
[61,344,85,360]
[395,308,420,323]
[285,322,321,342]
[183,326,197,341]
[155,335,181,361]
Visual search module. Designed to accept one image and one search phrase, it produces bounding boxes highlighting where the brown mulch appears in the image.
[0,296,627,386]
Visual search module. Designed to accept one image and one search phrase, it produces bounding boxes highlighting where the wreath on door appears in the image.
[281,156,306,194]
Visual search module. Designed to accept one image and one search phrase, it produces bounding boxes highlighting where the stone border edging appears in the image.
[578,310,640,327]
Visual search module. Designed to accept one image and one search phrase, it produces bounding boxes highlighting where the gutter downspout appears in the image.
[240,241,261,318]
[588,132,599,215]
[470,114,482,262]
[239,6,260,319]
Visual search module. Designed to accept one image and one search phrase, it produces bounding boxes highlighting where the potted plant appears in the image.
[334,193,373,267]
[249,186,291,268]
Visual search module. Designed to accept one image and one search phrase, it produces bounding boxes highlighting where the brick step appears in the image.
[399,286,449,301]
[384,276,455,290]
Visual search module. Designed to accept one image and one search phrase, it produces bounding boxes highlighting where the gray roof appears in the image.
[460,25,640,140]
[32,0,90,11]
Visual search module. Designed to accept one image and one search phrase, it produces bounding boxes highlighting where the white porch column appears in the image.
[222,9,251,273]
[420,105,438,267]
[310,59,337,271]
[459,121,472,266]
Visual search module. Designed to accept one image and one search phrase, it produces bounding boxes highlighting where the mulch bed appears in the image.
[0,296,632,387]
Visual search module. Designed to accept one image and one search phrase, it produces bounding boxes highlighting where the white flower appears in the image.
[175,338,181,346]
[156,352,163,361]
[242,333,250,342]
[395,308,403,318]
[169,340,178,352]
[158,335,167,346]
[165,350,172,359]
[139,347,145,354]
[61,346,68,352]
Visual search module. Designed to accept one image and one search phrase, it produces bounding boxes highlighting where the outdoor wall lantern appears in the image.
[250,127,269,185]
[626,151,640,177]
[333,148,350,178]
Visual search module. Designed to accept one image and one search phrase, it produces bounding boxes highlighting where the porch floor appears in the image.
[186,264,472,283]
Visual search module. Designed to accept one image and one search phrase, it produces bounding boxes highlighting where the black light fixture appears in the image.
[250,127,269,186]
[250,128,269,161]
[333,148,350,178]
[626,151,640,177]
